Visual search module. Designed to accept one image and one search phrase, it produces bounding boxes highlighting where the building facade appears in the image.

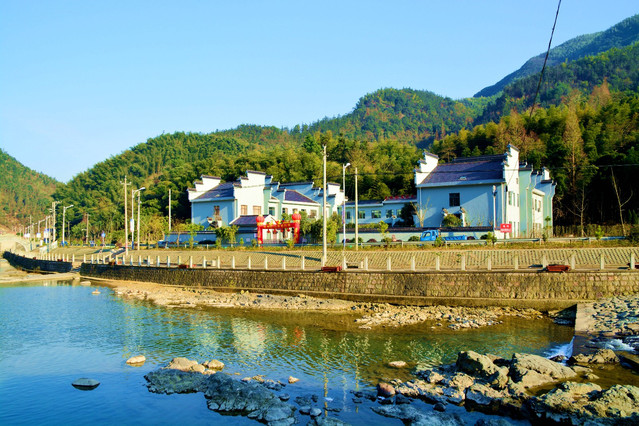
[413,145,555,237]
[188,171,345,230]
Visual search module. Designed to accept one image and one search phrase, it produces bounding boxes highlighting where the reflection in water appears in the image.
[0,278,577,424]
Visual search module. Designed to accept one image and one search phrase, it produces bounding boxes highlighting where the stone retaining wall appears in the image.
[80,263,639,310]
[4,251,73,273]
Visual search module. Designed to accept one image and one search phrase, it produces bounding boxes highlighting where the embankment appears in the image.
[3,251,73,273]
[80,263,639,310]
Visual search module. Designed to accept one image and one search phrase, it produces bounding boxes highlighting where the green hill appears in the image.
[0,148,58,230]
[475,14,639,97]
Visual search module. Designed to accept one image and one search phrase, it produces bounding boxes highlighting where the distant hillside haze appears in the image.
[475,14,639,97]
[0,148,57,229]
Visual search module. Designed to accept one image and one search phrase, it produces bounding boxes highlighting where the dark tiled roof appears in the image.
[284,190,317,204]
[230,215,260,226]
[420,156,504,185]
[194,181,236,200]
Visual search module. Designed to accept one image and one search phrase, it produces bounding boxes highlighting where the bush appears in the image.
[408,236,420,242]
[442,214,462,227]
[367,238,377,243]
[433,236,444,247]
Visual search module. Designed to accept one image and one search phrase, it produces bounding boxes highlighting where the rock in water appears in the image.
[72,378,100,390]
[288,376,299,384]
[388,360,407,368]
[202,359,224,370]
[126,355,146,365]
[377,382,396,397]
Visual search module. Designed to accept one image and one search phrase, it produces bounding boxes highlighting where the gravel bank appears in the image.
[93,278,545,330]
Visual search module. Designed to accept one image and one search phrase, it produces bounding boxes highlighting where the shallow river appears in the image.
[0,268,575,425]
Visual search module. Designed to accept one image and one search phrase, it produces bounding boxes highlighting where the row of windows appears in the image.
[345,209,398,220]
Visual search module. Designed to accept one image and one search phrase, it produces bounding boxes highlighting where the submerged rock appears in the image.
[372,404,465,425]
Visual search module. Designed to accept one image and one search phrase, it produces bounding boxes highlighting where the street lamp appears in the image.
[132,187,145,251]
[62,205,73,247]
[342,162,350,250]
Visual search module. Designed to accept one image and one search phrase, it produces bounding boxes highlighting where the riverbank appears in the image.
[93,277,550,331]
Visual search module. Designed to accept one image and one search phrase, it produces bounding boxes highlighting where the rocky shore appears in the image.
[144,349,639,425]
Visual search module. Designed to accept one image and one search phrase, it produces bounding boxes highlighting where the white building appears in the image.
[188,171,346,229]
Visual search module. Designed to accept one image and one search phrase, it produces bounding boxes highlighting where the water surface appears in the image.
[0,275,574,425]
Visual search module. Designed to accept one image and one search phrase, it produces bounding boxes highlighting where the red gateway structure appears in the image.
[256,213,301,245]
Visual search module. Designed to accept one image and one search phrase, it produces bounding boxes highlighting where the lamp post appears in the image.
[132,187,145,251]
[342,162,350,250]
[62,205,73,247]
[51,201,60,242]
[322,145,327,267]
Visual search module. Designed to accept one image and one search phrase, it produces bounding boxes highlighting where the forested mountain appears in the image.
[475,14,639,97]
[0,149,57,230]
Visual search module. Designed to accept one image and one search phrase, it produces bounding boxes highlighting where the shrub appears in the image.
[408,236,420,242]
[442,214,462,227]
[629,225,639,244]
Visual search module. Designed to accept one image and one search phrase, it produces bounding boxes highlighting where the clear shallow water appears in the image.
[0,276,574,425]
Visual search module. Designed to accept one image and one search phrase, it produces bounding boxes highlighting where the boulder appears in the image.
[72,378,100,390]
[372,404,465,425]
[529,382,639,423]
[377,382,396,397]
[456,351,500,379]
[570,349,620,365]
[464,384,506,413]
[389,360,407,368]
[126,355,146,365]
[166,357,200,372]
[396,380,445,403]
[202,359,224,370]
[509,353,577,388]
[288,376,299,384]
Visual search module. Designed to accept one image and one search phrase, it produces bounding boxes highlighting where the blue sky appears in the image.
[1,1,637,182]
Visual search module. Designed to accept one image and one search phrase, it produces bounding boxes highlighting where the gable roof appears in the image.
[419,155,505,186]
[283,190,317,204]
[193,181,237,201]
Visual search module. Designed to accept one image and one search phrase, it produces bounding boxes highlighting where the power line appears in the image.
[530,0,562,117]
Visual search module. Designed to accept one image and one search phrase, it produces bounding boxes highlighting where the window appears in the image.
[358,210,365,219]
[449,193,460,207]
[213,206,220,219]
[310,210,317,218]
[508,192,512,206]
[241,205,248,216]
[386,209,394,218]
[346,211,351,220]
[282,207,288,215]
[268,207,275,216]
[372,210,381,219]
[253,206,261,215]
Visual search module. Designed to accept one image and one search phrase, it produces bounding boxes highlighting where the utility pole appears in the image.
[322,144,327,267]
[62,205,73,246]
[120,177,131,255]
[355,167,359,251]
[135,187,145,250]
[168,188,172,234]
[342,162,350,250]
[85,213,90,245]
